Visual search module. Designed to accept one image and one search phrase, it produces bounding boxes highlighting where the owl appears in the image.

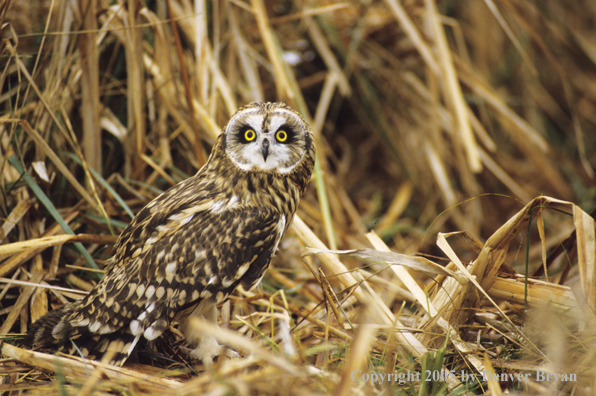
[24,102,316,365]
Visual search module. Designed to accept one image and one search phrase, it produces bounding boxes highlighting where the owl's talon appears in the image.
[189,335,238,365]
[190,335,221,365]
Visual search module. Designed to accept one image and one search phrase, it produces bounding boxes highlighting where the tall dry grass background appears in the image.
[1,0,595,394]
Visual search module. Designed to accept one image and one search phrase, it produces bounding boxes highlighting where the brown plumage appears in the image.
[25,102,316,365]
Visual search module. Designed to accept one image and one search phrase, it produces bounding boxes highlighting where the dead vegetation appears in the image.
[1,0,595,394]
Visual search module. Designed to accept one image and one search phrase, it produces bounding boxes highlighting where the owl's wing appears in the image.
[63,202,285,343]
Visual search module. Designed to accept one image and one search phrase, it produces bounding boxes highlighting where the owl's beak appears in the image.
[261,139,270,162]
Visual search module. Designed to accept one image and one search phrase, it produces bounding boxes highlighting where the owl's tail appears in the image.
[67,330,142,366]
[24,303,141,366]
[24,301,79,349]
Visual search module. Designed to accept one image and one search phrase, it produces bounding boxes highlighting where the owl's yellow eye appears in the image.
[244,129,256,141]
[276,130,288,142]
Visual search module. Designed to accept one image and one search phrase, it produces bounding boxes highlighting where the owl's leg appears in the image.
[178,300,236,365]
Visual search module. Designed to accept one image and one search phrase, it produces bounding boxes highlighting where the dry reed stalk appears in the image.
[488,276,579,317]
[1,342,182,391]
[0,234,116,258]
[80,0,101,176]
[424,0,480,173]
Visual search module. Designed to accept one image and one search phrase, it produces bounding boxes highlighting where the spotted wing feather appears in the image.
[89,204,284,341]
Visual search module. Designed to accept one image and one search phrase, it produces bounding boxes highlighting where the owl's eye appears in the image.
[276,130,288,142]
[244,129,256,142]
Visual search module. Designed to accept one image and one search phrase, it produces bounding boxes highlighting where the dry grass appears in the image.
[1,0,596,394]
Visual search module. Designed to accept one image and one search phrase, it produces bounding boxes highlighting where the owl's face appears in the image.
[224,102,312,174]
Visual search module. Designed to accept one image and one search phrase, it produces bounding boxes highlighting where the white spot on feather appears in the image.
[168,212,185,221]
[75,318,90,327]
[127,284,137,299]
[222,278,234,288]
[136,284,145,299]
[210,200,225,213]
[166,269,175,283]
[98,324,113,334]
[234,261,252,281]
[145,285,155,299]
[207,276,218,285]
[169,212,194,225]
[89,321,101,333]
[144,324,161,341]
[130,320,143,336]
[156,224,170,233]
[166,262,177,274]
[147,236,158,245]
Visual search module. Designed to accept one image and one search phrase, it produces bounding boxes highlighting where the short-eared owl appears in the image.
[25,102,316,365]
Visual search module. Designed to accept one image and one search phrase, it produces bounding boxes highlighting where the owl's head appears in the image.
[223,102,314,174]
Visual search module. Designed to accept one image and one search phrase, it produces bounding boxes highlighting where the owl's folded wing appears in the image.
[59,204,284,343]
